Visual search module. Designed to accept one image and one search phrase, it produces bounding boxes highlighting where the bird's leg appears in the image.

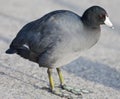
[47,68,54,91]
[47,68,70,98]
[57,68,81,95]
[56,68,91,96]
[56,68,64,86]
[57,68,75,92]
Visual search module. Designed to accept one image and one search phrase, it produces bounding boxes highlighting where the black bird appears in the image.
[6,6,113,97]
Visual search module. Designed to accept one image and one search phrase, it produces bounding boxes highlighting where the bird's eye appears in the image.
[99,14,105,19]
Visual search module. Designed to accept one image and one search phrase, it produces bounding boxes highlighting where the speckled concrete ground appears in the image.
[0,0,120,99]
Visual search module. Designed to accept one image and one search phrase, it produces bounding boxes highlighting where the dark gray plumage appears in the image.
[6,6,113,68]
[6,7,101,66]
[6,6,113,97]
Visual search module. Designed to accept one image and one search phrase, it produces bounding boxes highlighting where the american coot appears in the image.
[6,6,113,97]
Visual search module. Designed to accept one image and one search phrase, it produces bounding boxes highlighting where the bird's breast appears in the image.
[50,30,100,68]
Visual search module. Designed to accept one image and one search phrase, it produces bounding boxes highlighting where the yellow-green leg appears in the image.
[56,68,88,96]
[56,68,64,86]
[47,68,54,91]
[47,68,69,98]
[47,68,90,98]
[47,68,72,99]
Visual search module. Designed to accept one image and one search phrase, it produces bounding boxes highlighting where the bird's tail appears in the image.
[6,46,30,59]
[6,47,38,62]
[16,47,30,59]
[6,48,17,54]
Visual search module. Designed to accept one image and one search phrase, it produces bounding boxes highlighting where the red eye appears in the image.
[99,14,105,19]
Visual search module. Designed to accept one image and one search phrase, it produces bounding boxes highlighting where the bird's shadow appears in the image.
[63,57,120,91]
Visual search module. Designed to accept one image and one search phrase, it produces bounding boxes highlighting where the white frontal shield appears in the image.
[104,16,114,29]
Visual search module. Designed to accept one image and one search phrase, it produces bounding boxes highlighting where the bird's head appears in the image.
[82,6,114,29]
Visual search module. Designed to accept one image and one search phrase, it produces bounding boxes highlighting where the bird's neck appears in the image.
[81,16,100,30]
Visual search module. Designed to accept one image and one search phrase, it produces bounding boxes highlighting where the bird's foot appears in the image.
[52,89,72,99]
[42,86,74,99]
[51,88,82,99]
[61,84,93,95]
[42,84,92,98]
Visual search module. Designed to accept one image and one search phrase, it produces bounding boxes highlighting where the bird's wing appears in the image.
[16,22,58,55]
[10,10,68,54]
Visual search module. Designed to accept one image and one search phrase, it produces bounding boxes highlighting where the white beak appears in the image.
[104,16,114,29]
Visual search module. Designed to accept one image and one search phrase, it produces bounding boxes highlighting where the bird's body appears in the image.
[7,10,101,68]
[46,11,101,67]
[6,6,113,97]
